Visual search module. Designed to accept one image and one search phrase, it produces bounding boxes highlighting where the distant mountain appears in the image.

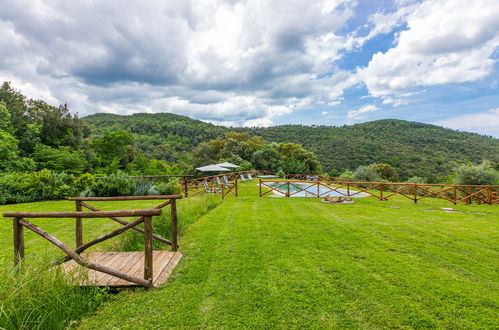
[83,113,499,179]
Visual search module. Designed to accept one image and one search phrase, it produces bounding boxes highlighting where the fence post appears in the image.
[13,217,24,266]
[286,182,290,197]
[488,187,493,205]
[453,186,457,205]
[380,184,384,201]
[466,188,471,205]
[259,179,262,197]
[170,199,178,251]
[75,200,83,248]
[221,184,225,200]
[143,215,153,287]
[413,184,418,203]
[235,178,238,197]
[347,182,350,197]
[184,176,189,198]
[317,181,320,197]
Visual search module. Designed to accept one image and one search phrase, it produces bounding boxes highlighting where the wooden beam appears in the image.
[170,199,178,251]
[79,202,172,246]
[3,209,162,219]
[68,195,182,201]
[13,217,24,266]
[19,219,150,287]
[143,216,153,287]
[75,200,83,248]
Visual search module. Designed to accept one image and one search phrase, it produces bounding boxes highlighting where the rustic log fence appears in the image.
[260,179,498,205]
[182,170,272,197]
[3,195,183,287]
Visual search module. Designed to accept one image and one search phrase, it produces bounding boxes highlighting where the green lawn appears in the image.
[1,183,498,328]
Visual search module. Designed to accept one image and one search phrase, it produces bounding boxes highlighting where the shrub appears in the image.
[454,161,498,185]
[93,172,137,196]
[339,169,353,179]
[276,169,285,178]
[368,163,399,182]
[406,176,425,184]
[352,165,382,182]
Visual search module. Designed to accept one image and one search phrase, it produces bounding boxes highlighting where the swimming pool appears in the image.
[264,181,369,198]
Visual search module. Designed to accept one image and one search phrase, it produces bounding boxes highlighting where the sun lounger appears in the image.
[247,173,253,181]
[240,174,247,182]
[203,180,221,193]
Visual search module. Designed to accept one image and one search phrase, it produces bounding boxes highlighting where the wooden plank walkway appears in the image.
[60,251,182,287]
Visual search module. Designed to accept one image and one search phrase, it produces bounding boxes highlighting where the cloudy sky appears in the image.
[1,0,498,136]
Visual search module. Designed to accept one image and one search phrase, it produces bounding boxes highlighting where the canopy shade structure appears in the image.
[195,164,231,172]
[216,162,240,168]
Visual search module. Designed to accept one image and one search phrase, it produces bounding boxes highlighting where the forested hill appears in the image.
[83,113,498,179]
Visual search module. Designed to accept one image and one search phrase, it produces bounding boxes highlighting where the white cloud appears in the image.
[359,0,499,99]
[0,0,361,126]
[433,108,499,137]
[347,104,379,119]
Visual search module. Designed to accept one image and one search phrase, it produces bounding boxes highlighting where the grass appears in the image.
[0,194,222,329]
[75,182,498,328]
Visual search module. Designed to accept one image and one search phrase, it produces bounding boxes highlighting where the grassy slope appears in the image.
[77,183,498,328]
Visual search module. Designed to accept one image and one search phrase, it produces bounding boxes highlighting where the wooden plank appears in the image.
[107,252,143,286]
[152,251,175,283]
[68,195,182,201]
[3,209,162,219]
[154,252,183,287]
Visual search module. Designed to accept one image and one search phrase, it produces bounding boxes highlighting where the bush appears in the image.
[339,169,353,179]
[352,165,382,182]
[406,176,425,184]
[454,161,498,185]
[0,170,79,204]
[276,169,285,179]
[92,172,137,197]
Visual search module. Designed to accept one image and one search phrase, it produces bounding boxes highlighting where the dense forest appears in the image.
[83,113,499,180]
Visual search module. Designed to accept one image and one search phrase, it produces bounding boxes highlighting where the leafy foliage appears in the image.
[352,165,382,182]
[454,161,498,185]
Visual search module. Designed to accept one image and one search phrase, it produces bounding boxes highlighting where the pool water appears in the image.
[266,182,368,198]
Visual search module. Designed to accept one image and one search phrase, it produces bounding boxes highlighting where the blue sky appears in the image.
[1,0,498,136]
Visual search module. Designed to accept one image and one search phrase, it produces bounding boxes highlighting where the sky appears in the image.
[1,0,498,137]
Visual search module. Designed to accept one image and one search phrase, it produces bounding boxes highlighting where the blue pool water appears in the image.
[265,182,368,198]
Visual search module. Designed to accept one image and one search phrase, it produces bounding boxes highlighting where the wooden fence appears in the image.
[260,179,499,205]
[182,170,273,197]
[285,174,353,182]
[3,195,183,287]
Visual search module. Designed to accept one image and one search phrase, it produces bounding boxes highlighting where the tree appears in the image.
[91,130,137,169]
[454,161,498,185]
[33,144,87,174]
[369,163,399,182]
[0,129,20,172]
[353,165,382,182]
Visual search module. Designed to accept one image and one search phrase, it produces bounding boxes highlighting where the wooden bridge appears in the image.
[3,195,183,288]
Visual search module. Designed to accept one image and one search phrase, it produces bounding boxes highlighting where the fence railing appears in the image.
[260,179,499,205]
[3,195,182,287]
[182,170,272,197]
[285,174,353,182]
[186,179,238,199]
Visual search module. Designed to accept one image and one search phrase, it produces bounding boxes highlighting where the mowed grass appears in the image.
[76,182,498,328]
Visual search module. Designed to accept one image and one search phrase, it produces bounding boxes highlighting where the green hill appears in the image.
[83,113,499,179]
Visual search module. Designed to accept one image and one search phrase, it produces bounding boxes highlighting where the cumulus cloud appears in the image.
[434,108,499,137]
[0,0,498,127]
[0,0,360,126]
[359,0,499,100]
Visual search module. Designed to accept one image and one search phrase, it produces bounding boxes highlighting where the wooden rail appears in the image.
[5,209,163,287]
[4,195,183,288]
[182,170,271,197]
[260,179,499,205]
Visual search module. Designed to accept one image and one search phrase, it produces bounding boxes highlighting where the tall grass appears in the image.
[119,194,223,251]
[0,258,108,329]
